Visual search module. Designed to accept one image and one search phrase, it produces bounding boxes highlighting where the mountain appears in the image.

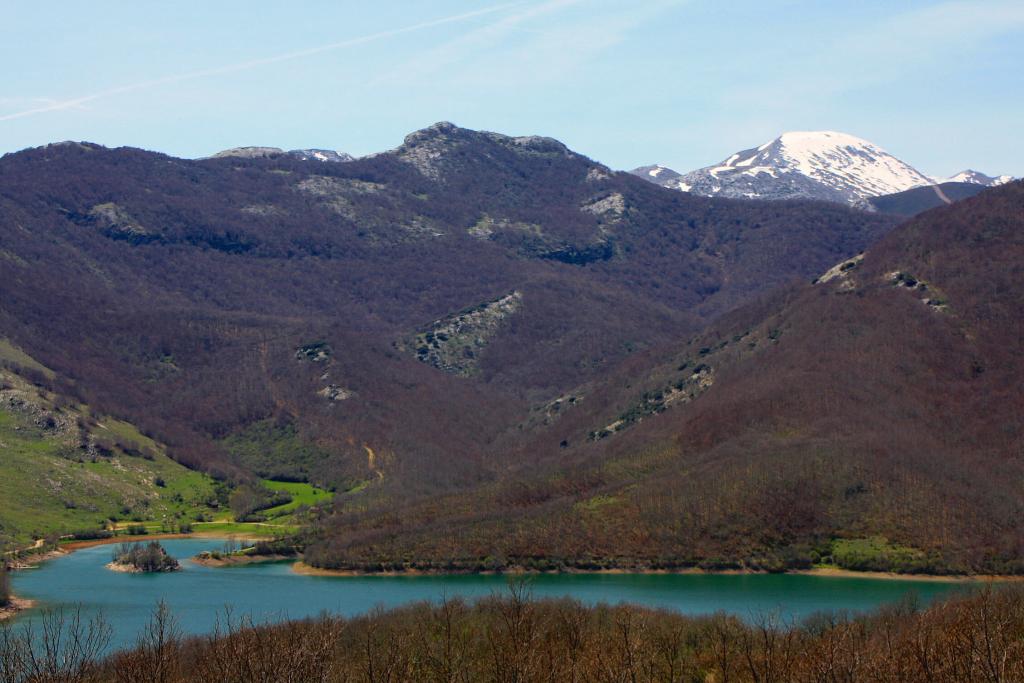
[211,146,353,162]
[211,146,287,159]
[632,131,935,205]
[307,180,1024,574]
[935,169,1013,186]
[2,123,1020,574]
[0,122,895,514]
[866,181,988,216]
[630,164,682,184]
[288,148,355,163]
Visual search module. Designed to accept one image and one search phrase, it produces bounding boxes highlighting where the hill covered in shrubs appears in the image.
[0,125,893,507]
[303,180,1024,575]
[3,125,1020,573]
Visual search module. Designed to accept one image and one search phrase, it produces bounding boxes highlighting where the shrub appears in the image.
[252,539,299,557]
[70,529,114,541]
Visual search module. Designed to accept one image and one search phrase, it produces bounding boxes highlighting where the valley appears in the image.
[0,125,1020,581]
[2,4,1022,677]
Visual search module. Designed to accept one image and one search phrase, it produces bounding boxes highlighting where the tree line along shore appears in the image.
[1,584,1023,682]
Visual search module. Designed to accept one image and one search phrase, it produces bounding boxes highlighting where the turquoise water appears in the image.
[12,539,976,651]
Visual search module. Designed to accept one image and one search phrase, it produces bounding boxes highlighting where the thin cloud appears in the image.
[0,2,525,123]
[374,0,686,87]
[371,0,586,84]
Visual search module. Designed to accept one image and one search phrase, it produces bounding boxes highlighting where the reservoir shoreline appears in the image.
[6,538,1004,645]
[10,533,1022,583]
[290,561,1022,583]
[2,532,261,619]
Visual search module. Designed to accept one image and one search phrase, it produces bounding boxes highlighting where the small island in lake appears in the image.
[107,541,180,573]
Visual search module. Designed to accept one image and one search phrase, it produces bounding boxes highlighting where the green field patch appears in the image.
[828,537,928,573]
[260,480,333,517]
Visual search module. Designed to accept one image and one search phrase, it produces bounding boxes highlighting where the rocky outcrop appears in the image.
[402,292,523,376]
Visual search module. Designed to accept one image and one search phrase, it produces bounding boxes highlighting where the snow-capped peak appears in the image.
[636,130,937,205]
[933,169,1013,187]
[773,131,932,195]
[702,131,932,201]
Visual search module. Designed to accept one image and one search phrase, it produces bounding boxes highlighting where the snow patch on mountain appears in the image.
[633,131,945,206]
[289,149,355,163]
[933,169,1013,187]
[628,164,687,190]
[209,147,353,163]
[680,131,934,204]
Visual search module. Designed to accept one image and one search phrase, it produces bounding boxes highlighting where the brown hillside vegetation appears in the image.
[3,125,1019,573]
[3,586,1024,682]
[305,181,1024,574]
[0,125,893,493]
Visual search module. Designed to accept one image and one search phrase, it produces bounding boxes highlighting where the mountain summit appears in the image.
[935,169,1013,186]
[634,131,935,205]
[388,121,588,182]
[210,147,354,162]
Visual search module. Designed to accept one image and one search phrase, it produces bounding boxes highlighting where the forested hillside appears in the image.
[0,124,894,500]
[6,125,1018,573]
[303,180,1024,574]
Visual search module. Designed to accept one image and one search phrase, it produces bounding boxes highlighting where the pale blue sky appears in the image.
[2,1,1021,176]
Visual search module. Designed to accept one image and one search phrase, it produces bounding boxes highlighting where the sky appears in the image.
[1,0,1022,177]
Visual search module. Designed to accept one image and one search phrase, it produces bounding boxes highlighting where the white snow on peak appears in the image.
[936,169,1014,186]
[671,130,934,204]
[635,131,1011,206]
[770,131,933,197]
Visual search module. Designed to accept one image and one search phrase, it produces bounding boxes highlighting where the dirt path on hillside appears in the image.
[3,538,44,557]
[364,444,384,480]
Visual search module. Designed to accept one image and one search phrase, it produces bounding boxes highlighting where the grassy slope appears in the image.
[0,342,221,545]
[0,339,53,378]
[0,341,342,549]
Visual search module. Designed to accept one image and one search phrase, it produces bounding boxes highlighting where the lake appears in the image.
[11,539,979,651]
